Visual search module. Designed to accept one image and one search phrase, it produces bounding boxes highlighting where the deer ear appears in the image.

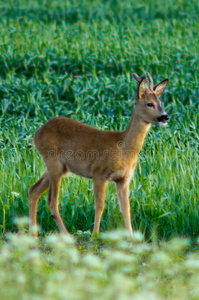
[153,79,169,98]
[136,77,147,101]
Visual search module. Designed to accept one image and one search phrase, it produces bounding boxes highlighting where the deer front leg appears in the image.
[45,160,69,235]
[93,178,107,234]
[48,175,69,235]
[116,179,133,235]
[48,164,69,235]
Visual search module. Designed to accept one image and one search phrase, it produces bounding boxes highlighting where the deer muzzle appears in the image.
[157,114,169,123]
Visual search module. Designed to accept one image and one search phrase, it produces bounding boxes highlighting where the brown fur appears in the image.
[29,73,169,237]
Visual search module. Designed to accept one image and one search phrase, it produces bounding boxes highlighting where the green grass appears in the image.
[0,0,199,239]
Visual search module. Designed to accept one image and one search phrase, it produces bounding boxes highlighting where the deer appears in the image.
[29,73,169,237]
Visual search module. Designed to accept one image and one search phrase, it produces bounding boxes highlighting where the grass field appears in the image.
[0,0,198,240]
[0,0,199,299]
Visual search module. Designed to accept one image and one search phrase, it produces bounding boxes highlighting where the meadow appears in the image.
[0,0,198,238]
[0,0,199,298]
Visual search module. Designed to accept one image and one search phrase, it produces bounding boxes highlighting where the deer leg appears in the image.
[116,179,133,235]
[93,178,107,234]
[29,171,49,237]
[47,163,69,235]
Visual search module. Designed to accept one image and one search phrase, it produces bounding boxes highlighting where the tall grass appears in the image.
[0,0,198,239]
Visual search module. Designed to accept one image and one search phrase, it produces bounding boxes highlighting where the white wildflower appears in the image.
[46,233,75,247]
[151,252,171,267]
[131,231,144,243]
[81,254,103,270]
[133,291,161,300]
[7,233,37,249]
[163,237,190,253]
[11,191,20,197]
[131,243,151,254]
[16,273,26,284]
[101,229,133,244]
[106,250,136,268]
[185,257,199,270]
[13,216,30,230]
[25,249,42,267]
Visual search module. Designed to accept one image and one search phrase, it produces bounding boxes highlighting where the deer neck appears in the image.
[123,109,151,156]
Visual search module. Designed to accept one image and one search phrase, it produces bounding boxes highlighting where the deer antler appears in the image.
[146,73,153,90]
[132,73,144,83]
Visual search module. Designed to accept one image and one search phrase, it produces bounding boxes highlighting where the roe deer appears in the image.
[29,73,169,237]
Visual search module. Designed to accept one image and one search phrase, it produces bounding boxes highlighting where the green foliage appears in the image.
[0,0,199,239]
[0,229,199,300]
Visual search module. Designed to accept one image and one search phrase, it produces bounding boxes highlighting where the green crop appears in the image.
[0,0,198,240]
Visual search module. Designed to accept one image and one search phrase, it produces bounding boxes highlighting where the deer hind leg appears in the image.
[93,178,107,234]
[116,179,133,235]
[29,171,49,237]
[47,161,69,235]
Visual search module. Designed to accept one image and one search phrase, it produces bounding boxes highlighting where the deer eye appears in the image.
[146,103,154,108]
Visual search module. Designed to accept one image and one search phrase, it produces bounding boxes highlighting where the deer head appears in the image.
[132,73,169,126]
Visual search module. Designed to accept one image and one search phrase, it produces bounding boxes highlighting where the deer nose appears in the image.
[157,114,169,122]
